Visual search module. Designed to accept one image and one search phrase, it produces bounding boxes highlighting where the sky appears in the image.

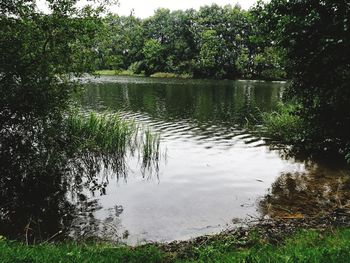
[109,0,258,18]
[37,0,259,18]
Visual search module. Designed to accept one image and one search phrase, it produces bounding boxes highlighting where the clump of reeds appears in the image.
[67,111,138,156]
[66,111,162,177]
[142,129,160,161]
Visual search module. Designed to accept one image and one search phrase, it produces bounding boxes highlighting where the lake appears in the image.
[2,76,348,245]
[73,76,349,244]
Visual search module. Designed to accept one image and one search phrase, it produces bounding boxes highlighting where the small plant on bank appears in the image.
[261,102,303,144]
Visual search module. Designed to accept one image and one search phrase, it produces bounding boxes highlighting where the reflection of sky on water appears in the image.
[75,76,308,244]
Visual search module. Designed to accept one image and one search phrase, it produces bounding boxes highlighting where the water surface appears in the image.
[71,76,349,244]
[3,76,348,245]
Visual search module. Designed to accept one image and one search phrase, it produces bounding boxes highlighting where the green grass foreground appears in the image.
[1,229,350,262]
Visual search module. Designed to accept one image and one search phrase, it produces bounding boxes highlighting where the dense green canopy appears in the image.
[262,0,350,158]
[95,4,287,80]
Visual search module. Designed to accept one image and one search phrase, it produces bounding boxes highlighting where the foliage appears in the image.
[346,152,350,164]
[95,14,144,70]
[192,5,250,79]
[244,2,288,80]
[142,39,165,75]
[259,0,350,158]
[262,103,303,144]
[95,5,286,80]
[0,0,160,242]
[0,0,104,241]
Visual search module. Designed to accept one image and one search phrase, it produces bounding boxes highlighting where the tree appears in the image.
[197,29,226,78]
[0,0,104,241]
[94,4,287,80]
[96,14,144,70]
[142,38,165,74]
[262,0,350,156]
[193,4,251,78]
[236,1,287,80]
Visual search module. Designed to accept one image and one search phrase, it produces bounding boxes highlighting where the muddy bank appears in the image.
[153,208,350,259]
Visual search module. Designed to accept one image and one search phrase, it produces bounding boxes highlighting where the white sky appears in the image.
[110,0,258,18]
[37,0,259,18]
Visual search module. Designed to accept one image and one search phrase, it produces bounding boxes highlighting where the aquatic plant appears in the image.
[142,129,161,160]
[67,111,138,156]
[66,111,162,173]
[261,103,303,144]
[65,110,163,199]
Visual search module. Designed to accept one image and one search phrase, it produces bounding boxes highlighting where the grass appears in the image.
[150,72,192,79]
[261,102,303,144]
[67,111,161,161]
[67,111,138,155]
[94,70,193,79]
[183,229,350,262]
[1,229,350,262]
[143,129,161,160]
[94,70,145,77]
[0,238,164,263]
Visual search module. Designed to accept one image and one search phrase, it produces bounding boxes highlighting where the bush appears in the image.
[261,0,350,159]
[262,103,303,144]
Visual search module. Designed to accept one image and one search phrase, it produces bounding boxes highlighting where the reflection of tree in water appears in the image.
[234,86,262,126]
[82,80,281,127]
[68,199,126,242]
[0,147,159,243]
[260,163,350,219]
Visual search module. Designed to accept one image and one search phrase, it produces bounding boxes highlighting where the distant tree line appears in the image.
[95,4,287,80]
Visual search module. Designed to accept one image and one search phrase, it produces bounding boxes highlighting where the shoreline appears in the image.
[2,212,350,262]
[94,70,288,82]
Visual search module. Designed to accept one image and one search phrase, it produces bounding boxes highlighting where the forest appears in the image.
[95,3,287,80]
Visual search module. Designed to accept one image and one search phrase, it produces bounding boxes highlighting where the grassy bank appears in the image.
[260,102,350,163]
[150,72,192,79]
[94,70,145,77]
[94,70,193,79]
[1,229,350,262]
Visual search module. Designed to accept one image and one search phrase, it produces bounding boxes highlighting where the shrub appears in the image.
[262,103,303,144]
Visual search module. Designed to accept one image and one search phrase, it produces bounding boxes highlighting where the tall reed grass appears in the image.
[66,111,162,175]
[67,111,138,156]
[65,110,163,190]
